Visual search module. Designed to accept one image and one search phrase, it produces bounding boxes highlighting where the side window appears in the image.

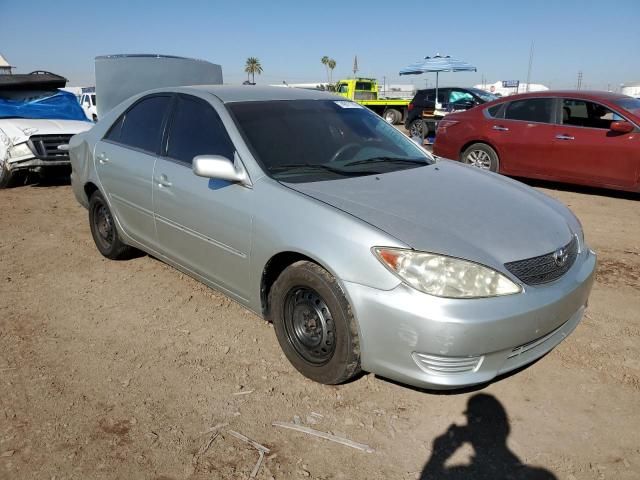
[504,98,553,123]
[166,96,235,165]
[117,96,171,153]
[486,104,503,118]
[91,94,96,106]
[562,99,617,129]
[104,114,125,142]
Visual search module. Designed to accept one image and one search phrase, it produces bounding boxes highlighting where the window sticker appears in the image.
[334,101,363,109]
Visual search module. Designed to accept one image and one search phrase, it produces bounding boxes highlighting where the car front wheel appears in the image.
[461,143,499,172]
[0,162,17,189]
[268,261,361,385]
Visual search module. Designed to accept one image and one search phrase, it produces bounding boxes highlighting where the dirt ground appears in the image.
[1,175,639,480]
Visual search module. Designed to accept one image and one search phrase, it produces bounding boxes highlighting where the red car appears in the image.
[433,91,640,192]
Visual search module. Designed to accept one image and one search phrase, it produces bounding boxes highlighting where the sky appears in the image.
[1,0,639,91]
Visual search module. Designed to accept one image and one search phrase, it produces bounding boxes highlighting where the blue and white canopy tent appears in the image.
[399,54,477,109]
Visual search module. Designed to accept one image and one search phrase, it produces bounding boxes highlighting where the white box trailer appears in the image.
[95,54,223,116]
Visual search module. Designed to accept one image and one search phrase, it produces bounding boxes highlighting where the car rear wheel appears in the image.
[268,260,361,385]
[89,190,134,260]
[408,119,425,138]
[383,109,399,124]
[461,143,499,172]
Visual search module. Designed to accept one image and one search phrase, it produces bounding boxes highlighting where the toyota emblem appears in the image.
[553,247,569,267]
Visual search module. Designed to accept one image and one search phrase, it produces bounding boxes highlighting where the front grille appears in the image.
[412,353,482,375]
[28,134,72,161]
[505,236,578,285]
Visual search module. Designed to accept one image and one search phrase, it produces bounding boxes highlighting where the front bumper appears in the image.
[7,155,70,171]
[344,248,596,389]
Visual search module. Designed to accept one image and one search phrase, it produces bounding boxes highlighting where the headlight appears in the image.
[8,143,32,159]
[373,247,521,298]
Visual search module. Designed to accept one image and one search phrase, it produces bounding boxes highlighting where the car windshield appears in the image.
[468,88,498,103]
[614,97,640,115]
[228,99,433,183]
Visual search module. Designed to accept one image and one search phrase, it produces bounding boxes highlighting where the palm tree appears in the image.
[327,58,336,84]
[244,57,263,84]
[321,56,330,83]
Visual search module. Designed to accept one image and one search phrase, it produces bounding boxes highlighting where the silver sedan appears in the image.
[69,86,596,389]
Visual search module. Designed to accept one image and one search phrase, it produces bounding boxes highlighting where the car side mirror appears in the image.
[192,154,250,186]
[610,121,634,134]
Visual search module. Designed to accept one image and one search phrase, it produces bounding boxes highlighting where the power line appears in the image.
[576,71,583,90]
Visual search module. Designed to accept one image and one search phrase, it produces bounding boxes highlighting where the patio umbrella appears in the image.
[399,54,476,109]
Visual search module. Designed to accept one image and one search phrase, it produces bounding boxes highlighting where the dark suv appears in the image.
[405,87,498,138]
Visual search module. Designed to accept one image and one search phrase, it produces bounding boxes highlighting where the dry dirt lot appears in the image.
[1,176,639,480]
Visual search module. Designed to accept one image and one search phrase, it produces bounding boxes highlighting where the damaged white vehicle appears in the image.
[0,71,92,188]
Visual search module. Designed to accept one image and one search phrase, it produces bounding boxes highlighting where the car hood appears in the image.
[0,118,92,144]
[284,160,576,268]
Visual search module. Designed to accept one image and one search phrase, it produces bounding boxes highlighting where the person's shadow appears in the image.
[420,394,557,480]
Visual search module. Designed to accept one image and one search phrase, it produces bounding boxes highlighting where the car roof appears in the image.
[494,90,629,102]
[415,87,483,93]
[176,85,340,103]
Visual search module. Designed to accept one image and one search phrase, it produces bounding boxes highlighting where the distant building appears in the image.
[474,81,549,97]
[0,53,14,74]
[621,83,640,98]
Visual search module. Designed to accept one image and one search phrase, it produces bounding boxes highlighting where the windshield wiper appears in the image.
[343,156,430,167]
[269,163,378,176]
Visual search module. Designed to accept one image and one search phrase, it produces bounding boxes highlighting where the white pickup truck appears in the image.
[79,91,97,121]
[0,71,93,188]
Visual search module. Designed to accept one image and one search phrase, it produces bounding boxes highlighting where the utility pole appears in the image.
[576,71,583,90]
[525,41,534,92]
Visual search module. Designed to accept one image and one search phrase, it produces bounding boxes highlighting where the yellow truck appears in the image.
[335,78,410,125]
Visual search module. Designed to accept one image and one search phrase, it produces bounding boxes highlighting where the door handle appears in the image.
[156,174,172,188]
[96,152,109,164]
[492,125,509,131]
[555,134,575,140]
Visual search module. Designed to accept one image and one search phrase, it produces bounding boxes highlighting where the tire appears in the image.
[461,143,499,172]
[383,109,396,124]
[268,261,361,385]
[92,114,98,122]
[0,162,17,189]
[408,119,425,138]
[383,108,401,125]
[88,190,134,260]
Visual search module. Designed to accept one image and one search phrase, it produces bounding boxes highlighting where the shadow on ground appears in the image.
[420,394,557,480]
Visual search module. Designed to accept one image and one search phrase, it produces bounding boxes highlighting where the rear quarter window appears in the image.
[104,95,171,153]
[486,104,503,118]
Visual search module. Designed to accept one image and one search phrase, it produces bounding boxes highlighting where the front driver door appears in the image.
[95,94,171,248]
[152,94,253,301]
[549,98,639,189]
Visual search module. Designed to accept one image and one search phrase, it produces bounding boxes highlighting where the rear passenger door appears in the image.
[486,97,557,176]
[153,94,253,301]
[95,94,171,248]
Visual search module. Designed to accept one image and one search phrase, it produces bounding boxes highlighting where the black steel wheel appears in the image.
[88,190,134,260]
[268,260,361,384]
[283,287,336,365]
